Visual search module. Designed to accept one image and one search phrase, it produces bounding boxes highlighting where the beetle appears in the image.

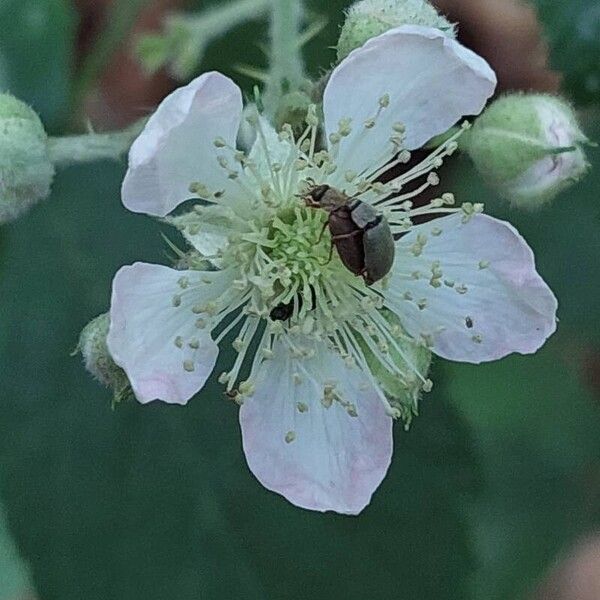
[305,184,395,285]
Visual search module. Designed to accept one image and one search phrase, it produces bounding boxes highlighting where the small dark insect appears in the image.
[465,316,474,329]
[269,301,294,322]
[305,184,395,285]
[269,287,318,322]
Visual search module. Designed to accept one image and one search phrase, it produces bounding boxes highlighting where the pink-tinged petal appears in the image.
[107,262,232,404]
[323,25,496,184]
[386,213,557,363]
[122,72,243,217]
[240,338,392,515]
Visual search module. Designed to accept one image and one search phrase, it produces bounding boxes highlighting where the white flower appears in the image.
[107,26,557,514]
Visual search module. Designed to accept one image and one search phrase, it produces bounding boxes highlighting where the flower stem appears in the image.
[264,0,305,117]
[152,0,271,80]
[47,119,146,168]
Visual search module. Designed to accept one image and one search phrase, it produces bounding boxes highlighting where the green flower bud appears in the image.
[78,313,132,405]
[359,309,432,426]
[463,94,590,209]
[0,94,54,223]
[337,0,455,62]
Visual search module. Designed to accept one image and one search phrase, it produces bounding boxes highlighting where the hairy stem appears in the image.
[140,0,271,80]
[47,119,146,168]
[264,0,305,117]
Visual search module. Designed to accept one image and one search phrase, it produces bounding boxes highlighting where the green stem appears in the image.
[264,0,305,117]
[47,119,146,168]
[71,0,150,117]
[181,0,270,39]
[166,0,271,79]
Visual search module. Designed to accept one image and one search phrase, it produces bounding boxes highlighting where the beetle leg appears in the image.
[317,243,335,266]
[360,268,374,286]
[331,230,363,241]
[317,221,329,243]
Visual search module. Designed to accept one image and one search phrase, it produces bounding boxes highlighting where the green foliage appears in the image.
[0,0,75,131]
[0,504,33,600]
[534,0,600,106]
[448,342,600,600]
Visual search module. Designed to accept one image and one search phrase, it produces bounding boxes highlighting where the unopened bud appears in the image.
[337,0,455,62]
[0,94,54,224]
[78,313,132,404]
[464,94,590,209]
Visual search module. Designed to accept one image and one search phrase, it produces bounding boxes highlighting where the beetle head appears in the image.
[305,184,330,207]
[305,185,351,212]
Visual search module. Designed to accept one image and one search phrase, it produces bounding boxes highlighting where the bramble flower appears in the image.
[107,26,557,514]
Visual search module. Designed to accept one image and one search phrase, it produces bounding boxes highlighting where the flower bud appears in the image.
[359,309,432,425]
[463,94,590,209]
[78,313,132,404]
[0,94,54,223]
[337,0,455,62]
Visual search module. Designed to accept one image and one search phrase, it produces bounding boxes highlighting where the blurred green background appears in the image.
[0,1,599,599]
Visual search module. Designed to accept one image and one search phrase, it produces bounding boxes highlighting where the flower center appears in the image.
[175,100,480,417]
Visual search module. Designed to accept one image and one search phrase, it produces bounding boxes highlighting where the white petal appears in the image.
[167,204,235,260]
[239,338,392,514]
[122,72,243,217]
[107,262,232,404]
[246,116,295,180]
[386,214,557,363]
[323,25,496,183]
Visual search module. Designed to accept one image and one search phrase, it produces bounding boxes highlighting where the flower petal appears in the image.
[107,262,231,404]
[167,204,235,260]
[122,72,243,217]
[239,337,392,515]
[246,116,295,180]
[385,213,557,363]
[323,25,496,182]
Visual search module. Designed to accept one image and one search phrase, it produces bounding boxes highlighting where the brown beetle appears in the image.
[305,184,395,285]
